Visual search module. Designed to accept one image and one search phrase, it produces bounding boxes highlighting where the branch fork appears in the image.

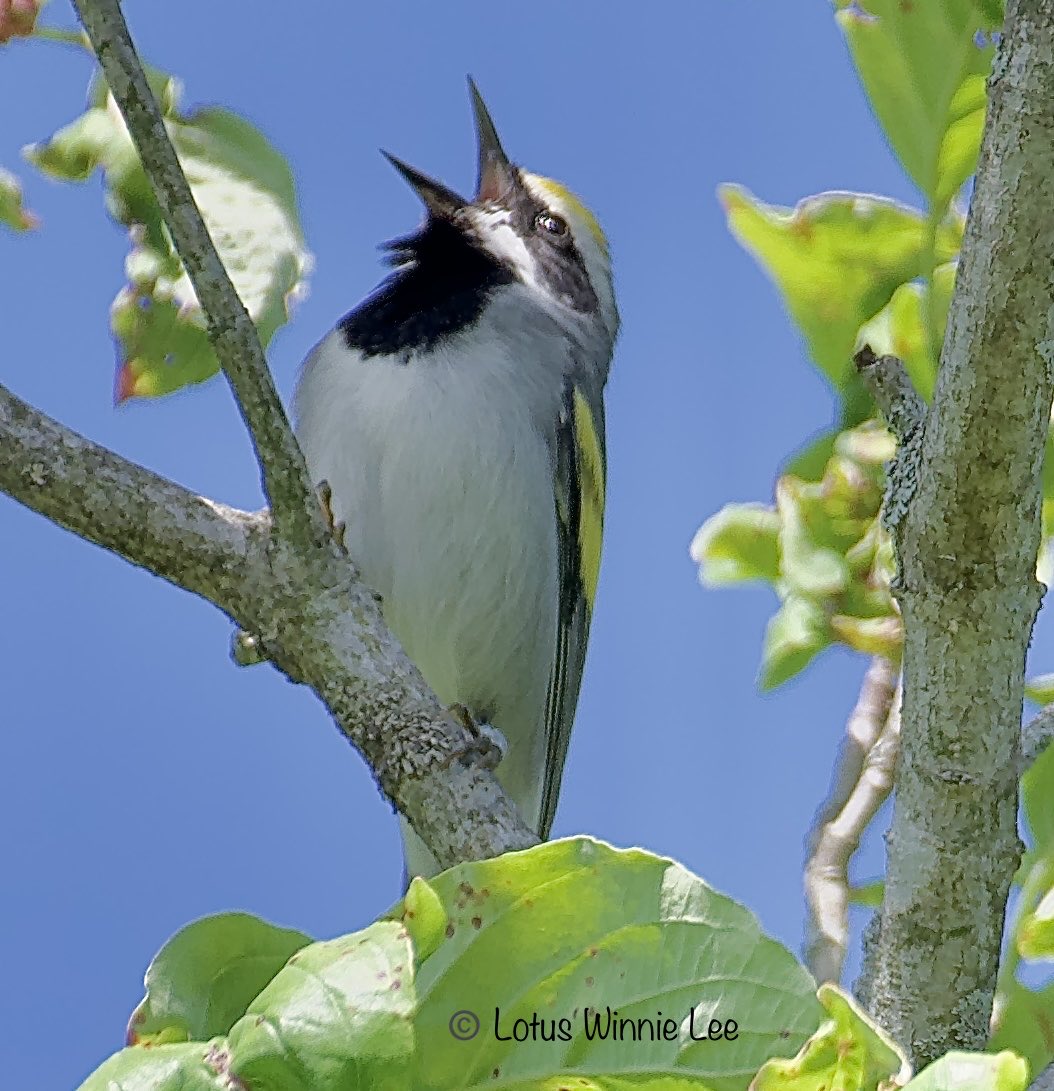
[0,0,537,873]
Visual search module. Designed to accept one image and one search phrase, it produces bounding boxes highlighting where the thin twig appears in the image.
[0,0,540,870]
[854,347,927,542]
[804,661,1054,988]
[804,658,899,984]
[853,347,926,442]
[69,0,327,550]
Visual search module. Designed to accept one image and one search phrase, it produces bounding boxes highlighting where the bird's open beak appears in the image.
[382,81,515,216]
[381,150,466,219]
[469,77,516,203]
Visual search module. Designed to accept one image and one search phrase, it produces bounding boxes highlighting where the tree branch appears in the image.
[69,0,326,551]
[0,379,537,869]
[804,658,899,985]
[852,348,925,443]
[853,347,926,539]
[0,383,259,605]
[0,0,541,872]
[854,0,1054,1065]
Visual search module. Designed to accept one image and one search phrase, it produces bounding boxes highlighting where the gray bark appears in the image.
[71,0,324,551]
[0,386,536,872]
[855,0,1054,1065]
[0,0,538,872]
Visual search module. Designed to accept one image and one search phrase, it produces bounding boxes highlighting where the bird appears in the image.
[293,80,618,879]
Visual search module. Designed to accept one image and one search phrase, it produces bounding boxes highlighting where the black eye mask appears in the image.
[505,178,599,315]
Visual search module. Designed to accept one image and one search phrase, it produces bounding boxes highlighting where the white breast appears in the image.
[293,317,562,850]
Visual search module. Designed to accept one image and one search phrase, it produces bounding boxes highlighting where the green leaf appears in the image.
[777,478,849,598]
[760,595,830,690]
[1023,739,1054,851]
[694,424,898,689]
[0,166,37,231]
[690,503,781,587]
[751,983,908,1090]
[402,838,823,1091]
[830,614,903,660]
[848,880,884,908]
[720,185,961,388]
[25,72,310,400]
[126,911,312,1045]
[78,1042,230,1091]
[902,1051,1028,1091]
[227,920,416,1091]
[990,980,1054,1082]
[1017,886,1054,961]
[1043,433,1054,542]
[1025,674,1054,708]
[855,262,957,403]
[834,1,995,213]
[83,923,416,1091]
[978,0,1005,23]
[782,429,842,485]
[79,842,824,1091]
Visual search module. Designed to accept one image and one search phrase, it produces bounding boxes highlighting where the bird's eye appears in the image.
[535,211,568,237]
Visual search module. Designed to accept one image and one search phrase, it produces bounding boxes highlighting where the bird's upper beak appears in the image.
[382,79,516,218]
[468,78,516,203]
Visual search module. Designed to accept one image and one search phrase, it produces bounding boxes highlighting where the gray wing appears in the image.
[538,376,607,838]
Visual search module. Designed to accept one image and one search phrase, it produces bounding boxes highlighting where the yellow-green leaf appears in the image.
[990,979,1054,1082]
[1017,886,1054,961]
[903,1051,1028,1091]
[691,503,781,587]
[761,596,831,690]
[830,614,903,660]
[855,262,957,402]
[721,185,961,388]
[834,0,995,212]
[126,912,312,1046]
[1026,674,1054,708]
[750,983,908,1090]
[0,166,37,231]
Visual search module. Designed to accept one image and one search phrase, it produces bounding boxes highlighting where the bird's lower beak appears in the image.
[382,151,466,219]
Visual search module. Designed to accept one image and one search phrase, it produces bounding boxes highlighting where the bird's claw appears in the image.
[317,480,347,551]
[449,703,507,771]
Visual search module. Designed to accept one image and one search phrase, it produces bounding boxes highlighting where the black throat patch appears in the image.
[339,217,514,358]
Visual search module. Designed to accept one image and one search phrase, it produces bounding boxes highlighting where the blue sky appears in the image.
[3,3,1049,1087]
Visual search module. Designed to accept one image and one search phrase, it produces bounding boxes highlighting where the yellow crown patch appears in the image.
[529,175,609,256]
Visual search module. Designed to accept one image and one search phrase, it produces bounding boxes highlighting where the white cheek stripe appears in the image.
[474,211,590,328]
[475,210,543,288]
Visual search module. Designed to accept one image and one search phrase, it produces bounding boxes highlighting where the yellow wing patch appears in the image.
[572,386,605,611]
[529,174,610,256]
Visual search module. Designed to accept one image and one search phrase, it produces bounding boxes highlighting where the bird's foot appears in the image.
[318,482,385,611]
[317,479,347,551]
[449,704,507,772]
